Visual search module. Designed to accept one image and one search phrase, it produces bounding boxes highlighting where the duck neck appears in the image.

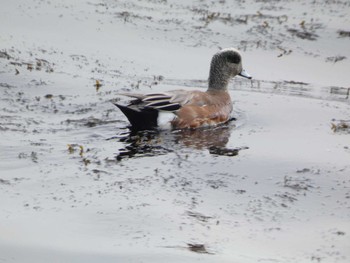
[207,63,231,91]
[208,77,229,91]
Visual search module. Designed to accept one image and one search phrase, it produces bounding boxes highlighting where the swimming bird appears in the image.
[114,48,251,130]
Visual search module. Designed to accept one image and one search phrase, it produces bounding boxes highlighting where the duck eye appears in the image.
[227,53,241,64]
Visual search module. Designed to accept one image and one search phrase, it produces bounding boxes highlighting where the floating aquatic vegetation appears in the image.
[331,120,350,133]
[94,79,102,92]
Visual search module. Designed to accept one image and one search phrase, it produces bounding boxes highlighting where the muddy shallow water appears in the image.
[1,0,350,262]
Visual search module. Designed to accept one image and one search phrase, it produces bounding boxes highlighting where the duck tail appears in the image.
[114,103,159,130]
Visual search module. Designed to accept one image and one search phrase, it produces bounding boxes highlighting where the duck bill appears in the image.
[239,69,252,79]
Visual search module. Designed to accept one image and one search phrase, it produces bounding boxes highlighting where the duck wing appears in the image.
[117,90,194,112]
[114,90,196,130]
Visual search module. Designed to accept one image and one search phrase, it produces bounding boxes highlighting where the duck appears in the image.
[114,48,251,130]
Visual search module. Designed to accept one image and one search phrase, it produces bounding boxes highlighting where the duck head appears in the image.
[208,48,251,91]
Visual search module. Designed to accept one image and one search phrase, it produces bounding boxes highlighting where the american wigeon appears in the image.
[115,48,251,130]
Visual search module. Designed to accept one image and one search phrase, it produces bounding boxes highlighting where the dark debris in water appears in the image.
[18,151,38,163]
[187,243,213,254]
[1,49,54,73]
[282,175,313,191]
[64,117,120,127]
[325,56,347,63]
[287,28,318,41]
[284,80,309,85]
[335,231,346,236]
[0,51,12,60]
[275,192,298,204]
[338,30,350,38]
[186,211,213,223]
[164,243,214,255]
[330,87,350,100]
[0,83,15,88]
[209,146,248,156]
[0,178,11,185]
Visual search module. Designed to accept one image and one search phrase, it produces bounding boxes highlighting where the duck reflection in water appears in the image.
[114,120,247,160]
